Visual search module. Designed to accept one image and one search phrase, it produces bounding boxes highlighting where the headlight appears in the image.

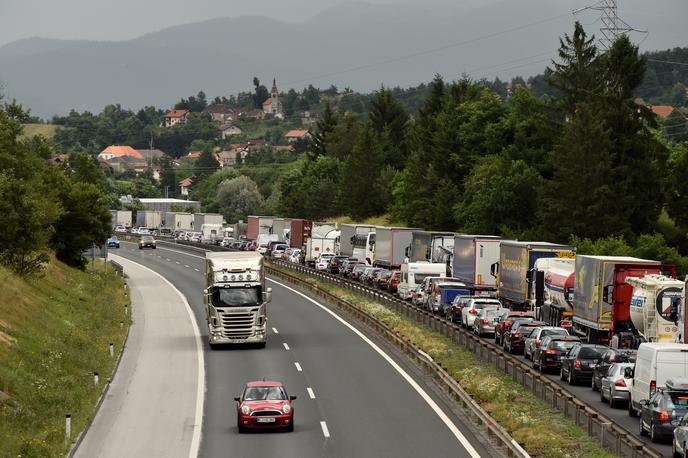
[241,405,250,415]
[230,275,236,281]
[246,274,252,280]
[283,404,291,414]
[238,274,244,281]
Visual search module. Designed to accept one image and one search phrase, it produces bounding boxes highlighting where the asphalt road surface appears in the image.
[112,242,493,458]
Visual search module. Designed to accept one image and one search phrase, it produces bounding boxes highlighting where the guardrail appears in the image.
[110,261,124,275]
[269,260,662,458]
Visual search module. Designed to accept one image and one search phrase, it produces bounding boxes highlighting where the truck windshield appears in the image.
[212,287,262,307]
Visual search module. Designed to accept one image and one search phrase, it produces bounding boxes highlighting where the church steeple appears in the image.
[271,78,278,97]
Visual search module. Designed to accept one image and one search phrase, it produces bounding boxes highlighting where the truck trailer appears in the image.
[165,212,194,231]
[452,235,502,294]
[340,224,376,258]
[271,218,292,243]
[203,252,272,348]
[288,219,312,248]
[373,227,417,269]
[246,216,275,241]
[572,255,674,346]
[136,210,162,228]
[495,241,576,311]
[193,213,223,230]
[110,210,132,228]
[532,257,575,329]
[627,275,684,343]
[305,222,338,266]
[406,231,455,264]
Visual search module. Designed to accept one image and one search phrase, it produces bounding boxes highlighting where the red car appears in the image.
[494,310,535,346]
[235,381,296,432]
[388,271,401,293]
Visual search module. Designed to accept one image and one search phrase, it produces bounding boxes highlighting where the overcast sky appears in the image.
[0,0,483,46]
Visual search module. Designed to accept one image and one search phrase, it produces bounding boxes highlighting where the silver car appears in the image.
[673,414,688,458]
[524,327,569,361]
[599,362,633,408]
[472,308,506,336]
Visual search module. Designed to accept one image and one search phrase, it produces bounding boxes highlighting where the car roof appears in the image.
[246,380,283,387]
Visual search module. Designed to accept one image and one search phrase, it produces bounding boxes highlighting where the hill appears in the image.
[0,0,685,117]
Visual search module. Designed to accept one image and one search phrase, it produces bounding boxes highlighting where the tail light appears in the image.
[659,410,670,422]
[545,349,557,354]
[482,318,489,324]
[574,360,581,369]
[513,332,522,339]
[650,380,657,396]
[535,339,540,347]
[469,309,477,315]
[435,287,439,294]
[615,379,626,387]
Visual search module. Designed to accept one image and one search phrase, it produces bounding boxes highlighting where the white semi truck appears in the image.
[204,252,272,348]
[628,275,685,343]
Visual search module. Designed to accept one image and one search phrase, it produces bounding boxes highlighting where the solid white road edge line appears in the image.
[110,254,205,458]
[268,278,481,458]
[294,362,302,372]
[320,421,330,438]
[307,387,316,399]
[283,342,290,350]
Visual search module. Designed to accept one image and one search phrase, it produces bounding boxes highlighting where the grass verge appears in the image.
[285,269,615,458]
[328,213,407,227]
[0,258,130,457]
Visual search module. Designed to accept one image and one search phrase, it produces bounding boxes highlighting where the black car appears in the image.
[560,343,607,385]
[327,255,349,274]
[502,321,545,354]
[365,268,382,286]
[139,235,156,249]
[351,264,368,281]
[375,270,392,289]
[499,317,535,350]
[532,336,581,373]
[591,348,637,392]
[639,379,688,443]
[341,259,359,277]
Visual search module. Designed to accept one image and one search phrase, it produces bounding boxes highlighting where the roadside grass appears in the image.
[328,214,407,227]
[20,123,58,139]
[0,258,130,457]
[287,270,614,458]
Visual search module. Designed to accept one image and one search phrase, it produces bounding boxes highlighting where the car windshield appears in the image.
[142,236,153,241]
[212,287,262,307]
[110,236,118,240]
[482,309,502,318]
[551,340,578,351]
[518,327,538,336]
[578,348,604,359]
[474,302,500,310]
[542,329,568,337]
[243,386,286,401]
[664,392,688,410]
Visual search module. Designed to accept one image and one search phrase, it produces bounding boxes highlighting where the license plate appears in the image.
[257,418,276,423]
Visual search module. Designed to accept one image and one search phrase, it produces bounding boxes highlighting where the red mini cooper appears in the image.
[235,381,296,432]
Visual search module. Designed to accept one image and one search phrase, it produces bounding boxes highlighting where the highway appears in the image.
[113,242,495,458]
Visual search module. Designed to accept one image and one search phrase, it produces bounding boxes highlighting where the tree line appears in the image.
[276,23,688,269]
[0,101,111,275]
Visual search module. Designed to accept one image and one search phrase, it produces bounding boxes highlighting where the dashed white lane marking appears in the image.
[320,421,330,438]
[194,268,200,272]
[184,265,190,268]
[268,278,481,457]
[294,362,302,372]
[272,327,279,334]
[175,261,181,265]
[166,258,172,262]
[283,342,290,350]
[307,387,316,399]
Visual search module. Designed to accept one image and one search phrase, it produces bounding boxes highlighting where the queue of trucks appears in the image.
[239,216,688,349]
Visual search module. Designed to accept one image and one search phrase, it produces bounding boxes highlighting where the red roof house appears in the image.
[650,105,674,119]
[98,145,144,161]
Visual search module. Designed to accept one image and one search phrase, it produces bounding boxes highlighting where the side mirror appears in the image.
[490,262,499,277]
[290,395,297,401]
[233,397,241,402]
[263,287,273,303]
[624,367,634,379]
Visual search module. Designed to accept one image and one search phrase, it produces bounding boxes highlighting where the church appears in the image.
[262,78,283,119]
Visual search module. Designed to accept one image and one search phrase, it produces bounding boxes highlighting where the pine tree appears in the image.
[309,101,338,158]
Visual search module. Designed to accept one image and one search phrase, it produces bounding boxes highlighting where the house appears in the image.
[104,155,147,173]
[164,109,189,127]
[650,105,674,119]
[262,78,283,119]
[179,177,194,196]
[246,139,268,151]
[242,109,265,120]
[203,104,237,125]
[98,145,144,161]
[285,129,309,142]
[187,151,202,160]
[215,149,248,168]
[220,124,242,139]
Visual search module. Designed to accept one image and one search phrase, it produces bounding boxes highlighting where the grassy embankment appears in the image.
[20,123,58,139]
[284,269,614,458]
[329,214,407,227]
[0,259,130,457]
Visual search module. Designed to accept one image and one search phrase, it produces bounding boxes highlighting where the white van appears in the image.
[398,262,446,300]
[628,343,688,416]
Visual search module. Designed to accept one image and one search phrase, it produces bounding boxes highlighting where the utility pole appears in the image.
[573,0,646,51]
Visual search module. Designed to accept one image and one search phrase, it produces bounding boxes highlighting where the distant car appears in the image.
[189,233,202,243]
[106,236,120,248]
[599,362,634,408]
[350,263,367,281]
[340,259,359,277]
[560,343,607,385]
[494,310,535,346]
[673,412,688,457]
[472,307,506,337]
[138,227,151,235]
[327,255,349,274]
[411,285,425,307]
[461,298,502,329]
[315,254,334,271]
[387,271,401,294]
[365,268,383,286]
[524,326,569,361]
[374,270,392,289]
[445,295,473,323]
[502,320,545,354]
[288,249,302,263]
[235,380,296,433]
[139,235,156,249]
[532,335,581,373]
[220,237,235,248]
[591,348,637,392]
[113,225,127,234]
[639,379,688,443]
[271,244,288,259]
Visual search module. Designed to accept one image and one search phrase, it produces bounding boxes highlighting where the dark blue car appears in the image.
[106,236,120,248]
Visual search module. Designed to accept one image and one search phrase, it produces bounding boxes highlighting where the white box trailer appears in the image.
[374,227,417,269]
[452,235,502,292]
[165,212,194,231]
[193,213,223,230]
[110,210,132,228]
[272,218,292,242]
[305,223,338,266]
[136,211,162,228]
[340,224,376,257]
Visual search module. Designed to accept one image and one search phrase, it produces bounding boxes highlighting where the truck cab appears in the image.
[204,252,272,348]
